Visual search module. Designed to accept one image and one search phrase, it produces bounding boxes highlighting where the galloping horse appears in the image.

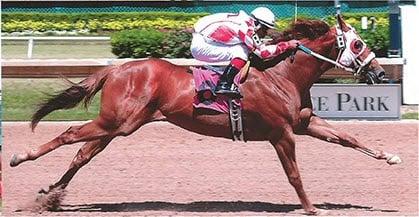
[10,15,401,215]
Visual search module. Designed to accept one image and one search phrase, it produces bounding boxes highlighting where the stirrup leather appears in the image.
[229,99,245,141]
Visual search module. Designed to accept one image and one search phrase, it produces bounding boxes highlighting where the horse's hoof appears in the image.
[38,188,48,194]
[10,154,20,167]
[387,154,402,165]
[305,208,328,216]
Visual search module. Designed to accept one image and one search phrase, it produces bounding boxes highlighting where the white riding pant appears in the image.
[190,33,249,63]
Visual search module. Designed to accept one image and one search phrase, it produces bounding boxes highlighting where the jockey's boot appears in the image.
[215,64,242,98]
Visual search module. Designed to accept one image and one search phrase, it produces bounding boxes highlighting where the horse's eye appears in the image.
[350,40,364,54]
[354,40,363,50]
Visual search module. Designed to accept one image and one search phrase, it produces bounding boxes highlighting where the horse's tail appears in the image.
[31,66,112,131]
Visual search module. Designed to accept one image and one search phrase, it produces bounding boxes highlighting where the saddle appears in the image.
[192,63,250,142]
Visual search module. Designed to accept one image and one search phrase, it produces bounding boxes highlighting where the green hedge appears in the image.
[111,29,165,58]
[111,29,192,58]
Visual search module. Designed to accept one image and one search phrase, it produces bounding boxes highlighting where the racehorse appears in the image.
[10,15,401,215]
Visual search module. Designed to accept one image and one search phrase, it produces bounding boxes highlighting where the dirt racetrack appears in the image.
[2,121,418,216]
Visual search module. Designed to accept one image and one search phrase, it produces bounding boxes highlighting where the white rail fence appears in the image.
[2,36,111,58]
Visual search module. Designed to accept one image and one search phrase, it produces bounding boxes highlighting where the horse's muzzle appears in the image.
[366,70,385,84]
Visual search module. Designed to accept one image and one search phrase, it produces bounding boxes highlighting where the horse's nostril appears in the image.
[378,71,385,79]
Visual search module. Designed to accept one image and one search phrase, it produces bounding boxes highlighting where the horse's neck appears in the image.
[267,31,337,94]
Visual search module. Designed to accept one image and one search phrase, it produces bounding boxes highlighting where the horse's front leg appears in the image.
[297,110,401,165]
[270,126,319,215]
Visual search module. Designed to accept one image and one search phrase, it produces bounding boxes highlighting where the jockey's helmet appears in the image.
[250,7,276,29]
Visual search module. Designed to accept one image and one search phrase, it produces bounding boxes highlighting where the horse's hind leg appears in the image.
[10,119,111,167]
[42,137,113,194]
[299,113,401,165]
[11,95,160,168]
[11,69,161,166]
[39,106,159,196]
[43,108,162,192]
[31,138,113,212]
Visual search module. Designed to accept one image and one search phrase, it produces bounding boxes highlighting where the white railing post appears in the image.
[27,38,34,59]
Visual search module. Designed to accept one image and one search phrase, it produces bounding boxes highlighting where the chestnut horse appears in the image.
[10,15,401,215]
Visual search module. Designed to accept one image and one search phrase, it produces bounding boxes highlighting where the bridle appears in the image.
[334,25,376,76]
[297,25,376,77]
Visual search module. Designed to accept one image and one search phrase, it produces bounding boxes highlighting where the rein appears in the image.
[297,44,354,72]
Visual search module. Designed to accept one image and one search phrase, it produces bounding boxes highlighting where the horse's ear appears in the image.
[336,14,350,32]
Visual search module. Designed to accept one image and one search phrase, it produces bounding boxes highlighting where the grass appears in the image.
[402,112,419,120]
[1,41,115,59]
[2,78,101,121]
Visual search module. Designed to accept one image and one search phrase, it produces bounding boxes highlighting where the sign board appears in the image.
[311,84,400,119]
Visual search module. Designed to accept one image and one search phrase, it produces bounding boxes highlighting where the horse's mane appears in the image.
[269,19,331,43]
[250,19,331,71]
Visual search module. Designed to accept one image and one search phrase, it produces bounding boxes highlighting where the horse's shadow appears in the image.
[60,201,398,213]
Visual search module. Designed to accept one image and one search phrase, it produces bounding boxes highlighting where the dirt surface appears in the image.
[401,105,418,114]
[2,121,418,216]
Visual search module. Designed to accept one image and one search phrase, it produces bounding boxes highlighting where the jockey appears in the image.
[190,7,300,98]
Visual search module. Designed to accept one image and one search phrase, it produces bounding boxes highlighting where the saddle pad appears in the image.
[192,67,241,113]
